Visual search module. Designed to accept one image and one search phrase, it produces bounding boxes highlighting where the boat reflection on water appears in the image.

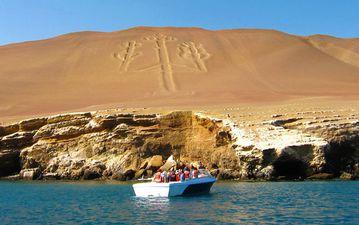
[133,195,170,209]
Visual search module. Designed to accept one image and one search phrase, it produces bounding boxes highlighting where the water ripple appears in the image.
[0,181,358,224]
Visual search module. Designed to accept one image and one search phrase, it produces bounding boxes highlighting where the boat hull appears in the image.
[133,177,216,197]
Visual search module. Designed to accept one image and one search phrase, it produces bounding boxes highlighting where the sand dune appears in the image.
[0,27,359,121]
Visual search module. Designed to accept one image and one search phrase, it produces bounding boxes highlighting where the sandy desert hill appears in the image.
[0,27,359,121]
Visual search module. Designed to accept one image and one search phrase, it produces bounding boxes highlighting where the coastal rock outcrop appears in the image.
[0,111,236,180]
[224,110,359,180]
[0,110,358,181]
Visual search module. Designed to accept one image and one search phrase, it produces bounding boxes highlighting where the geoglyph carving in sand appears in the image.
[178,42,211,72]
[114,34,211,92]
[143,34,177,91]
[114,41,142,72]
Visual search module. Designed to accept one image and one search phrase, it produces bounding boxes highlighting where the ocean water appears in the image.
[0,181,358,225]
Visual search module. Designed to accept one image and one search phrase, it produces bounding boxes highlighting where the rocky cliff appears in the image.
[225,113,359,180]
[0,110,358,181]
[0,111,237,180]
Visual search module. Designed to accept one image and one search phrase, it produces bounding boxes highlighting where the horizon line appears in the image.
[1,25,357,47]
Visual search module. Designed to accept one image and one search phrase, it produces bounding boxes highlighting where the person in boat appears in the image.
[184,166,190,180]
[180,169,186,182]
[175,169,183,182]
[153,169,162,183]
[161,170,168,183]
[192,167,199,179]
[189,164,194,179]
[168,167,176,182]
[183,165,189,172]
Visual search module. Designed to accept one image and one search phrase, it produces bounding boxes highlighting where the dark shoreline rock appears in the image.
[307,173,335,180]
[0,149,21,177]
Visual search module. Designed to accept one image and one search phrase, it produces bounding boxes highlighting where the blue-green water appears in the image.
[0,181,358,225]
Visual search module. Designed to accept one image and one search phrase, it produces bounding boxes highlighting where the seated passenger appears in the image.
[180,171,185,182]
[153,169,162,183]
[161,170,168,183]
[184,170,190,180]
[176,169,183,181]
[192,167,199,179]
[189,165,194,179]
[168,168,176,182]
[183,166,189,172]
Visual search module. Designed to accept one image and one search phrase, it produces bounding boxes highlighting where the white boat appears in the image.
[133,176,217,197]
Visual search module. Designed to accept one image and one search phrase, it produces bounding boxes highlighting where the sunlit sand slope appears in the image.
[0,27,358,120]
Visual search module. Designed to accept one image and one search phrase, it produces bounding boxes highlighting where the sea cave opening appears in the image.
[273,157,308,179]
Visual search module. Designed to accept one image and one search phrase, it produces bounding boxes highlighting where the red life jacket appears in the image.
[193,169,199,178]
[176,172,182,181]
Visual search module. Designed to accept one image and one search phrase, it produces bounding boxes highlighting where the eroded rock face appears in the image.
[19,168,41,180]
[0,110,358,181]
[0,132,34,149]
[223,110,359,180]
[0,111,236,180]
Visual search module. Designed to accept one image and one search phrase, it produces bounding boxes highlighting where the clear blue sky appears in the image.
[0,0,358,45]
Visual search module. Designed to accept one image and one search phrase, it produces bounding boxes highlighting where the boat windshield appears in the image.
[198,169,211,177]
